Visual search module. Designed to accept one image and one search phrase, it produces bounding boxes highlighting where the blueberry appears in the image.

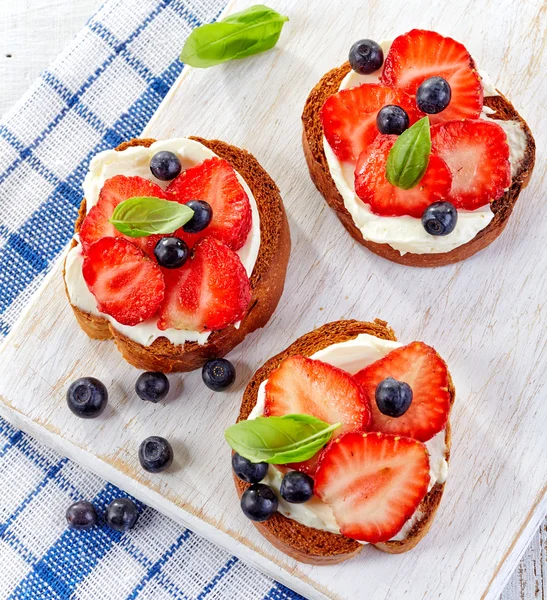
[183,200,212,234]
[280,471,314,504]
[66,500,98,530]
[202,358,236,391]
[422,201,458,236]
[348,39,384,75]
[135,372,170,403]
[154,237,189,269]
[416,76,451,114]
[139,436,174,473]
[105,498,139,532]
[67,377,108,419]
[375,377,413,418]
[232,453,269,484]
[150,151,182,181]
[240,483,278,522]
[376,105,410,135]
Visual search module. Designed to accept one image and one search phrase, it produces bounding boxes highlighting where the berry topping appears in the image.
[431,119,511,209]
[202,358,236,391]
[355,342,451,442]
[67,377,108,419]
[232,453,269,484]
[82,237,165,326]
[280,471,314,504]
[138,436,174,473]
[314,432,430,543]
[375,377,413,418]
[422,201,458,236]
[182,200,213,234]
[106,498,139,532]
[154,237,189,269]
[376,105,409,135]
[240,483,278,522]
[348,39,384,75]
[416,76,451,114]
[135,372,170,403]
[150,151,182,181]
[66,501,98,530]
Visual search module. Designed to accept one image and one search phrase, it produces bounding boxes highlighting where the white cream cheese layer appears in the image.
[65,138,261,347]
[323,41,529,255]
[247,333,449,543]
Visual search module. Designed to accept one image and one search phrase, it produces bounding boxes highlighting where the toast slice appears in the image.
[234,319,455,564]
[302,62,536,267]
[64,137,290,372]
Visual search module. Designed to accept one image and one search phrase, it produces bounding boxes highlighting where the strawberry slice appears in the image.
[167,157,252,251]
[82,237,165,326]
[354,342,451,442]
[431,119,511,209]
[314,432,430,543]
[381,29,483,123]
[321,83,422,162]
[157,237,251,332]
[354,135,452,217]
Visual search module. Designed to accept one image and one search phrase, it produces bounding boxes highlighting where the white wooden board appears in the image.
[1,0,546,598]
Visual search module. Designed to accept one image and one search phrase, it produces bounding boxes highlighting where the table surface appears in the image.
[0,1,544,599]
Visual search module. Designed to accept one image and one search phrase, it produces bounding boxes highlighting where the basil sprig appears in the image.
[224,414,341,464]
[386,116,432,190]
[180,5,289,69]
[109,196,194,238]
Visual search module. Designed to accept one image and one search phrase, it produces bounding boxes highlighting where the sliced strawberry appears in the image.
[431,119,510,209]
[167,157,252,251]
[157,237,251,332]
[354,135,452,217]
[314,432,430,543]
[321,83,422,162]
[381,29,483,123]
[82,237,165,326]
[354,342,451,442]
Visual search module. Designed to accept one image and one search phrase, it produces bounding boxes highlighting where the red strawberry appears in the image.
[82,237,165,326]
[354,342,451,442]
[431,119,511,209]
[157,237,251,332]
[321,83,422,162]
[314,432,430,543]
[354,135,452,217]
[381,29,483,123]
[167,158,252,251]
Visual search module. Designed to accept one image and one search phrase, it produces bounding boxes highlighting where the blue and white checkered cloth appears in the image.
[0,1,304,597]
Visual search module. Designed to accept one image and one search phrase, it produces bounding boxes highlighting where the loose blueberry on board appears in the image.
[139,436,174,473]
[105,498,139,532]
[135,372,170,403]
[422,201,458,236]
[348,39,384,74]
[202,358,236,391]
[376,105,410,135]
[416,76,452,114]
[150,151,182,181]
[154,237,189,269]
[240,483,278,522]
[182,200,213,233]
[232,453,269,484]
[66,501,98,530]
[67,377,108,419]
[375,377,413,418]
[280,471,314,504]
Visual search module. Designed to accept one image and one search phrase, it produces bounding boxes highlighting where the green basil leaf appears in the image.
[386,116,432,190]
[180,5,289,69]
[224,414,341,464]
[109,196,194,238]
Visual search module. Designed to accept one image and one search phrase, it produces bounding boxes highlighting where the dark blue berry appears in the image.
[154,237,189,269]
[135,372,170,403]
[416,76,451,114]
[349,39,384,75]
[139,436,173,473]
[375,377,413,418]
[232,453,268,484]
[67,377,108,419]
[376,105,410,135]
[66,501,98,530]
[150,151,181,181]
[422,201,458,236]
[106,498,139,532]
[183,200,212,233]
[240,484,278,522]
[280,471,314,504]
[202,358,236,391]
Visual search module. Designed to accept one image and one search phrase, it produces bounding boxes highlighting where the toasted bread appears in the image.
[64,137,290,372]
[234,319,455,564]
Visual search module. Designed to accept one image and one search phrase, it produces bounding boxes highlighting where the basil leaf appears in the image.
[386,116,432,190]
[180,5,289,69]
[109,196,194,238]
[224,414,341,464]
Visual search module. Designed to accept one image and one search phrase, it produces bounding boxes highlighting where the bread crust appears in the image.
[302,62,536,267]
[64,137,291,372]
[234,319,455,564]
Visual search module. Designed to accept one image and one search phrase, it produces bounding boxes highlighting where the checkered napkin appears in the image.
[0,1,303,598]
